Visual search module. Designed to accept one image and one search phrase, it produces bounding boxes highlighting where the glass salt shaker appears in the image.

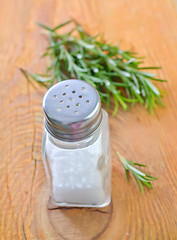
[42,79,112,207]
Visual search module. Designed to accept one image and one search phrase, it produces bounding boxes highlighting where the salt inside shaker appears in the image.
[42,79,112,207]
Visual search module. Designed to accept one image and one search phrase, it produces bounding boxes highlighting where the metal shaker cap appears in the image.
[42,79,102,141]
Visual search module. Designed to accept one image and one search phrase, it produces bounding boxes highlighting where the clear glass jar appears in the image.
[42,80,111,207]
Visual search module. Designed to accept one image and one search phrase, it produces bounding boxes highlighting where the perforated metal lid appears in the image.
[42,79,102,141]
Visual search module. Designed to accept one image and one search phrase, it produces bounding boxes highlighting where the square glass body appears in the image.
[42,109,111,207]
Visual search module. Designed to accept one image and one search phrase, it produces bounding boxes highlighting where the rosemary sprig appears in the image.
[21,19,166,115]
[116,152,157,192]
[21,20,160,191]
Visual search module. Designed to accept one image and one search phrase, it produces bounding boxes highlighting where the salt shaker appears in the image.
[42,79,112,207]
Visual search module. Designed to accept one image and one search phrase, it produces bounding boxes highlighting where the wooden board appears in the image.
[0,0,177,239]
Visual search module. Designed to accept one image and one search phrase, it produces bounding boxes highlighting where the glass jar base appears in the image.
[48,196,111,209]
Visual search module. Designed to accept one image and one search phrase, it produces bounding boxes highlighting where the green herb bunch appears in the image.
[22,19,166,115]
[21,20,160,191]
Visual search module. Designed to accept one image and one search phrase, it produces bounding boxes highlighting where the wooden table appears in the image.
[0,0,177,239]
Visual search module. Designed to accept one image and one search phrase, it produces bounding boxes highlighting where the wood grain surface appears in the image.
[0,0,177,239]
